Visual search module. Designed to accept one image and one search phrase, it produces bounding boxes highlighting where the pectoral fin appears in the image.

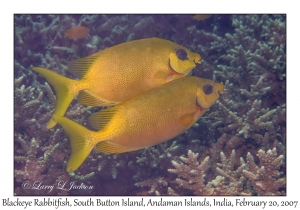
[178,112,197,127]
[154,71,169,81]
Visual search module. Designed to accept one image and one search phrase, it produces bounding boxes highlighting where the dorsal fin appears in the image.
[95,141,137,154]
[77,90,117,107]
[67,51,103,79]
[88,107,118,130]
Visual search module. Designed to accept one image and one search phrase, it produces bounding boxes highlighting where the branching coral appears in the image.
[216,98,285,141]
[168,148,285,196]
[168,150,212,195]
[213,150,246,195]
[14,131,70,195]
[136,141,181,169]
[135,177,168,196]
[242,147,285,195]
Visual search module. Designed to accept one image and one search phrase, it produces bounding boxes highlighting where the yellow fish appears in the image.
[32,37,201,129]
[53,76,224,172]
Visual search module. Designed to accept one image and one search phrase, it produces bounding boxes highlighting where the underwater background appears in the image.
[14,14,286,195]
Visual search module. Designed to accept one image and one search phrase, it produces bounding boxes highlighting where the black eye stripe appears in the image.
[203,84,213,95]
[176,48,188,61]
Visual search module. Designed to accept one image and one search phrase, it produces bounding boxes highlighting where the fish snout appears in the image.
[216,83,225,95]
[193,54,201,65]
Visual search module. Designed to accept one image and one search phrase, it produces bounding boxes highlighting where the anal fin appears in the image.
[77,90,117,107]
[95,141,137,154]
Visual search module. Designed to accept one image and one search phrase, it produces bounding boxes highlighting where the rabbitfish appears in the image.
[32,37,201,128]
[53,76,224,172]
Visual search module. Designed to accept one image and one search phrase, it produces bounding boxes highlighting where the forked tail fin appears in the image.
[32,67,81,128]
[53,115,105,172]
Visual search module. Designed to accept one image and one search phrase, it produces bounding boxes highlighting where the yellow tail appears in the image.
[31,67,81,129]
[53,115,102,172]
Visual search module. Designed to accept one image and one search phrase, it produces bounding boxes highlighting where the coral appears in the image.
[214,98,286,150]
[135,177,168,196]
[168,148,285,196]
[209,15,286,144]
[190,15,286,141]
[136,141,181,169]
[213,150,246,195]
[168,150,212,195]
[14,130,70,195]
[242,147,285,195]
[167,150,249,195]
[14,75,53,139]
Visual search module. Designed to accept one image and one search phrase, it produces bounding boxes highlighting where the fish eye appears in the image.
[176,48,188,61]
[203,84,213,95]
